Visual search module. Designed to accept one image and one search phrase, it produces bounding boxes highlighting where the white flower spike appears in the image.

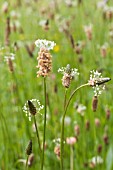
[88,70,111,96]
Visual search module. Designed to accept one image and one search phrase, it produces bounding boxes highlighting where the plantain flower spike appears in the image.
[23,99,44,121]
[35,39,56,77]
[58,64,79,88]
[26,140,32,156]
[88,70,111,96]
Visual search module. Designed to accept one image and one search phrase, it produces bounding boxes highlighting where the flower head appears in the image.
[90,156,103,165]
[84,24,93,40]
[88,70,110,96]
[26,140,32,156]
[4,53,15,72]
[66,137,77,145]
[35,39,56,51]
[58,64,79,88]
[35,39,56,77]
[23,99,44,121]
[53,138,61,145]
[4,53,15,62]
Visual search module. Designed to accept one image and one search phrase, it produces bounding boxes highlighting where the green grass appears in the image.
[0,0,113,169]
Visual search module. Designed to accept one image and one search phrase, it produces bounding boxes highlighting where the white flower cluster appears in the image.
[23,99,44,121]
[53,138,61,144]
[53,138,65,145]
[88,70,105,96]
[103,5,113,13]
[90,156,103,165]
[77,104,86,116]
[58,64,79,78]
[35,39,56,51]
[4,53,15,62]
[84,23,93,32]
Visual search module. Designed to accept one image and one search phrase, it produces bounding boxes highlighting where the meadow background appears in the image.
[0,0,113,169]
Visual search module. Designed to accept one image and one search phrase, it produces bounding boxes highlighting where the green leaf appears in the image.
[106,145,113,170]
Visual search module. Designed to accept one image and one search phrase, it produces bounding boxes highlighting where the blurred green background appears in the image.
[0,0,113,169]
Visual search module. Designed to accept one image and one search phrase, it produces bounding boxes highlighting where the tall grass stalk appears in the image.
[33,116,41,158]
[41,77,47,170]
[60,83,89,170]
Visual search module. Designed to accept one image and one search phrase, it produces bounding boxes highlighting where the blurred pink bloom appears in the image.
[66,137,77,145]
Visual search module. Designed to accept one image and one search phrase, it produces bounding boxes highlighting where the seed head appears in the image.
[58,64,79,88]
[85,120,90,130]
[26,140,32,156]
[4,53,15,72]
[5,17,11,46]
[54,145,60,159]
[28,100,37,116]
[23,99,44,121]
[106,108,110,120]
[35,39,56,77]
[88,70,111,96]
[36,48,52,77]
[84,24,93,40]
[92,96,98,112]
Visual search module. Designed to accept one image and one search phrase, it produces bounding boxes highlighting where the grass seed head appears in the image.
[92,96,98,112]
[26,140,32,156]
[28,100,37,116]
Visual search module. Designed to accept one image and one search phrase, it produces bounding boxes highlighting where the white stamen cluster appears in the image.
[53,138,65,145]
[4,53,15,62]
[58,65,79,77]
[77,104,86,116]
[88,70,105,96]
[23,99,44,121]
[35,39,56,51]
[90,156,103,165]
[53,138,61,144]
[58,64,79,88]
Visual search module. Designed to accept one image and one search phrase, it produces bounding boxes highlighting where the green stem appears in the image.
[70,146,74,170]
[33,116,41,158]
[41,77,47,170]
[64,84,89,118]
[60,83,89,170]
[92,111,97,167]
[64,89,67,109]
[26,155,29,170]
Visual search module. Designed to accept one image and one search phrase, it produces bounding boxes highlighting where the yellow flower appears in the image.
[53,45,60,52]
[19,34,25,40]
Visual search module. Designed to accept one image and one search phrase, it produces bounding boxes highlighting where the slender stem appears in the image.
[64,84,89,118]
[70,146,74,170]
[64,89,67,109]
[60,89,68,170]
[41,77,47,170]
[26,155,29,170]
[33,116,41,158]
[92,111,97,167]
[60,83,89,170]
[60,110,65,170]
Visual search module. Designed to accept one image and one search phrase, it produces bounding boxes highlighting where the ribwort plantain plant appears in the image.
[58,68,111,170]
[25,140,32,169]
[23,38,111,170]
[35,39,56,170]
[23,99,44,160]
